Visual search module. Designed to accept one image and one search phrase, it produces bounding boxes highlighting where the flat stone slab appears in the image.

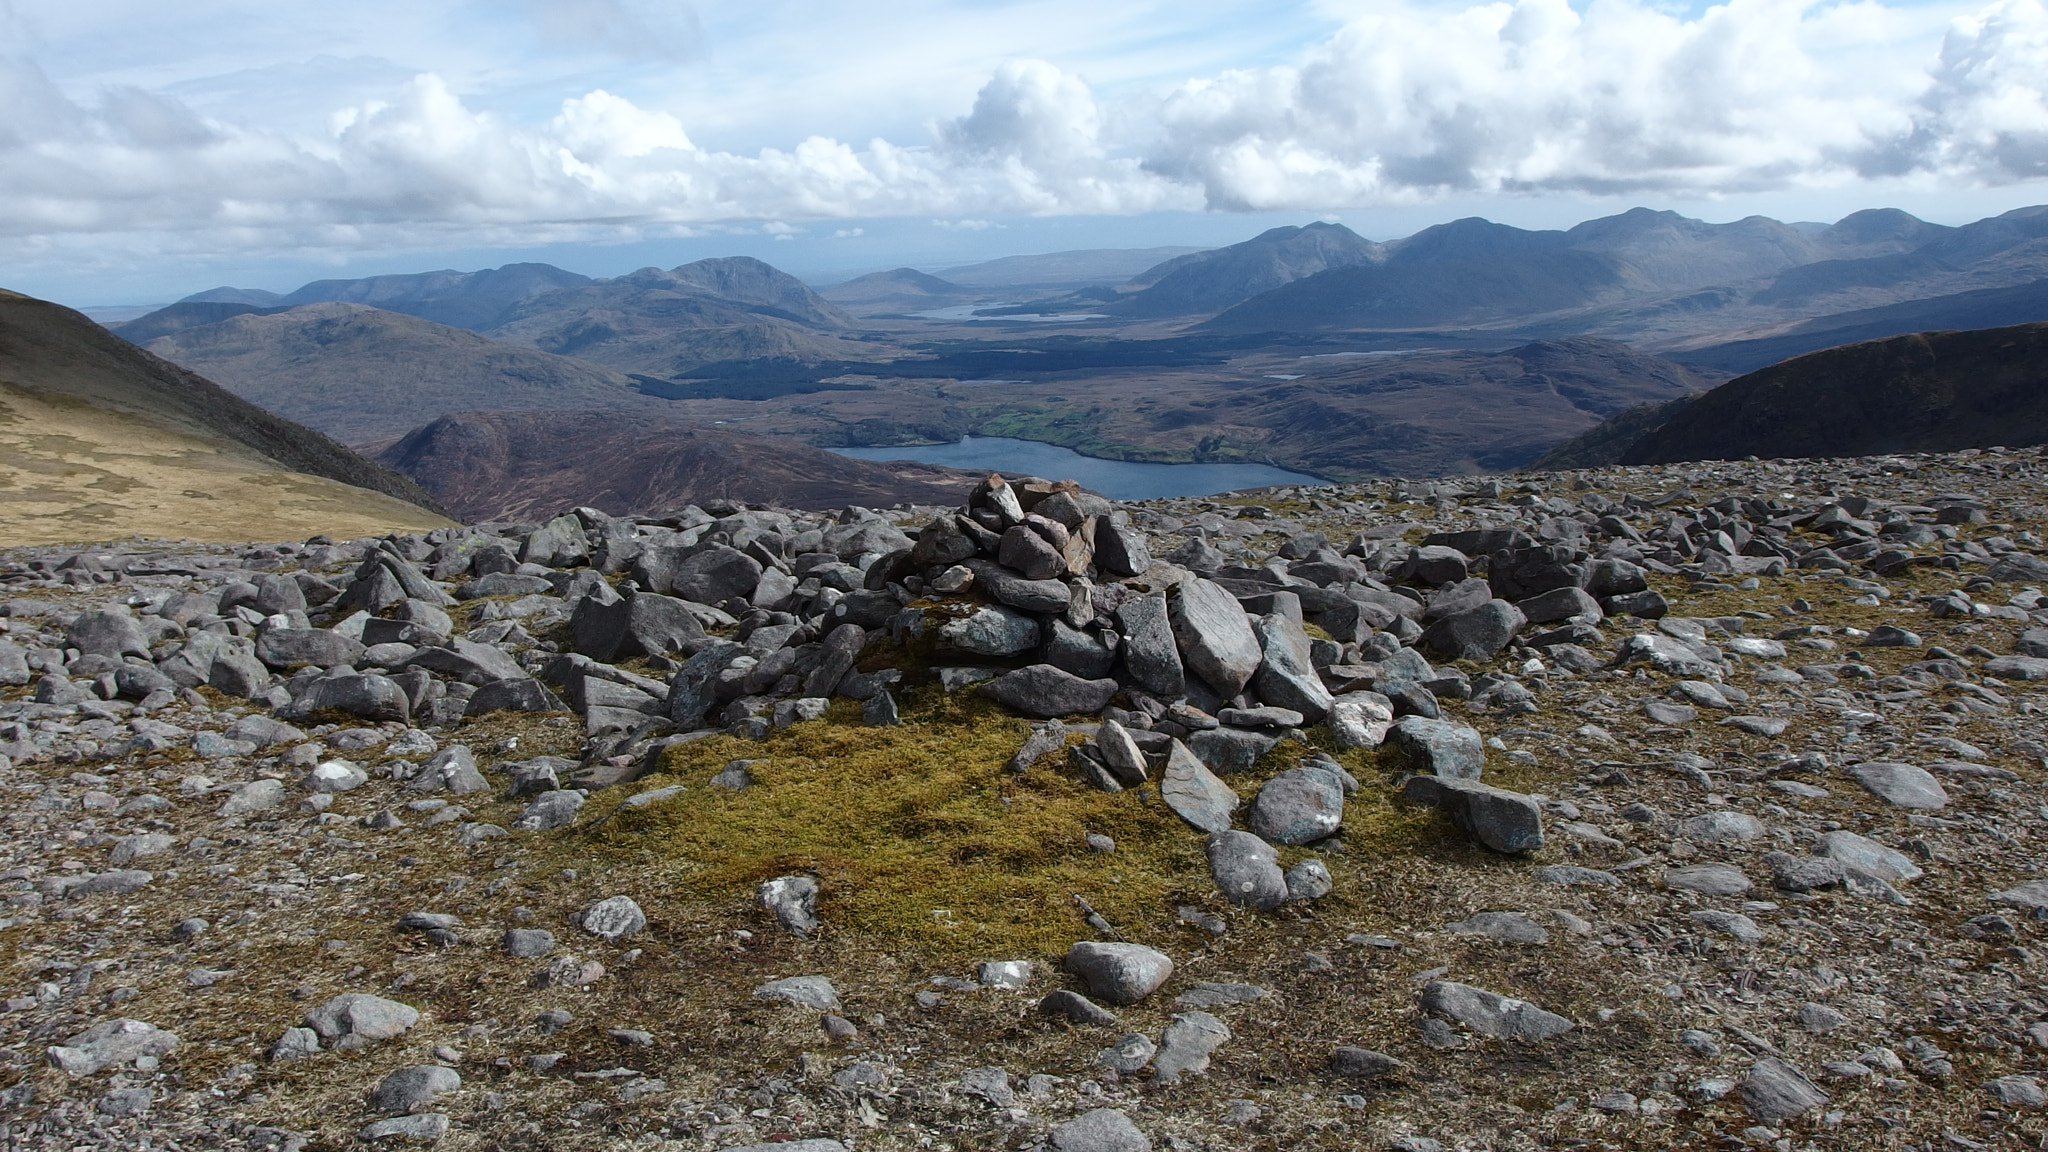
[1174,982,1269,1008]
[1992,880,2048,911]
[1445,911,1549,944]
[1818,830,1922,882]
[1663,864,1752,896]
[1420,980,1572,1039]
[1847,761,1948,810]
[1160,740,1239,834]
[1740,1057,1830,1122]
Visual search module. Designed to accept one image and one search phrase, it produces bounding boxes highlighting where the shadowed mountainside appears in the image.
[374,410,981,522]
[1529,322,2048,468]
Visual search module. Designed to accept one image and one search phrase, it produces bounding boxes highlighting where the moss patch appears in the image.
[592,688,1207,955]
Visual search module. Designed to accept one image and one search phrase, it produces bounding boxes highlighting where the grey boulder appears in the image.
[1387,716,1485,779]
[46,1019,179,1076]
[1847,761,1948,810]
[1402,775,1544,854]
[1740,1057,1830,1122]
[1152,1011,1230,1083]
[1250,612,1333,722]
[1246,766,1344,844]
[1064,942,1173,1005]
[1115,593,1184,695]
[1205,830,1286,911]
[754,975,840,1011]
[938,605,1040,656]
[304,994,418,1046]
[255,628,367,670]
[369,1065,460,1113]
[759,875,820,937]
[581,895,646,940]
[1420,599,1526,663]
[1050,1109,1150,1152]
[1420,980,1572,1039]
[977,664,1117,718]
[512,790,584,831]
[1171,578,1262,697]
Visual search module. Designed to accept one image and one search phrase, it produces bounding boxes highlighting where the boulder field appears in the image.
[3,448,2048,1149]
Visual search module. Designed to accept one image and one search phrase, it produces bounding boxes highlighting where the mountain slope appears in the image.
[1223,337,1712,476]
[1621,322,2048,463]
[0,288,450,543]
[377,410,978,521]
[112,301,287,343]
[1203,248,1628,332]
[1115,222,1382,316]
[1532,322,2048,467]
[140,302,660,443]
[1190,205,2048,344]
[1675,278,2048,374]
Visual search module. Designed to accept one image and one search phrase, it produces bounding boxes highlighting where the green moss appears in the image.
[598,687,1210,954]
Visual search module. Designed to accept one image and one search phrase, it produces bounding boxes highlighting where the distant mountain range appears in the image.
[99,200,2048,510]
[130,256,870,383]
[1093,205,2048,356]
[135,302,660,442]
[0,288,447,544]
[1532,321,2048,468]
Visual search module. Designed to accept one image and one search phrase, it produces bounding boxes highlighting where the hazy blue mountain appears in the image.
[275,262,594,331]
[937,247,1209,288]
[182,286,287,307]
[1197,204,2048,341]
[820,268,973,312]
[1115,222,1383,316]
[483,257,868,376]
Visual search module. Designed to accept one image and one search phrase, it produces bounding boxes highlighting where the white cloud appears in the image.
[2,0,2047,264]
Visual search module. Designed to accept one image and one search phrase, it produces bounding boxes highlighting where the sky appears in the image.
[4,0,2048,305]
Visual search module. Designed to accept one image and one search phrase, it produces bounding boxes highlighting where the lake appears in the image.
[828,435,1326,501]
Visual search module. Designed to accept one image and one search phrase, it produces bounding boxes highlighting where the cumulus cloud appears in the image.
[3,0,2048,258]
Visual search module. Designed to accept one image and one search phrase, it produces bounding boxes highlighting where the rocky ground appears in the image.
[5,447,2048,1152]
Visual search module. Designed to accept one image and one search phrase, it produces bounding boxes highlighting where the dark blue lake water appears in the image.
[828,435,1325,501]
